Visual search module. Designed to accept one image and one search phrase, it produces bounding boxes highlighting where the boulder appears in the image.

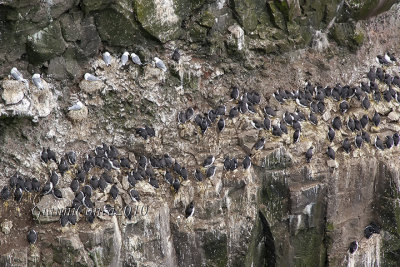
[33,188,75,223]
[1,80,25,105]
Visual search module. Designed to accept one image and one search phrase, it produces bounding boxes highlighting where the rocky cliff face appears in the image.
[0,0,400,266]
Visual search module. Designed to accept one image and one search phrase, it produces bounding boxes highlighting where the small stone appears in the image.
[1,220,13,235]
[327,159,338,168]
[67,105,88,122]
[79,79,104,94]
[388,111,400,122]
[2,80,25,105]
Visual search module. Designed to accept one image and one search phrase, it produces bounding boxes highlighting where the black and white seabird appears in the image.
[364,223,380,239]
[149,177,159,188]
[53,188,63,199]
[272,125,282,137]
[263,117,271,130]
[66,151,77,165]
[31,178,41,192]
[280,121,288,134]
[83,184,92,197]
[347,118,355,132]
[332,117,342,130]
[203,156,215,168]
[41,147,48,163]
[342,138,351,153]
[216,105,226,116]
[317,101,325,114]
[27,229,37,245]
[251,119,264,130]
[208,109,218,122]
[229,107,239,118]
[242,156,251,169]
[90,176,100,190]
[383,89,393,102]
[310,101,318,114]
[373,90,381,102]
[24,179,32,192]
[68,214,77,225]
[59,215,68,227]
[375,136,384,150]
[327,146,335,160]
[124,206,132,220]
[349,241,358,254]
[284,112,293,125]
[355,135,363,148]
[362,131,371,143]
[99,177,107,191]
[238,101,248,114]
[206,166,216,178]
[47,148,57,163]
[58,158,69,175]
[1,186,10,201]
[185,202,195,218]
[42,181,53,195]
[164,171,173,184]
[231,86,239,100]
[393,133,400,146]
[172,178,181,192]
[172,48,180,62]
[385,135,394,149]
[354,119,361,131]
[367,67,376,81]
[83,197,94,209]
[293,130,300,143]
[109,184,119,199]
[14,187,22,202]
[180,167,188,180]
[253,138,265,150]
[194,169,203,181]
[309,112,318,126]
[217,118,225,132]
[130,189,140,202]
[264,106,276,117]
[306,147,313,163]
[377,54,389,65]
[372,111,380,127]
[360,115,368,128]
[327,127,335,143]
[339,101,349,114]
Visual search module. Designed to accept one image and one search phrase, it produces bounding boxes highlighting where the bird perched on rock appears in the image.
[53,188,63,199]
[58,158,69,175]
[109,184,119,200]
[231,86,239,100]
[103,52,111,66]
[293,129,300,143]
[342,138,351,153]
[154,57,167,72]
[385,135,394,149]
[120,51,129,66]
[194,169,203,181]
[327,147,335,160]
[172,178,180,192]
[253,138,265,150]
[41,148,48,163]
[372,112,380,127]
[131,53,142,66]
[306,147,313,163]
[355,135,363,148]
[124,206,132,220]
[332,117,342,130]
[185,202,194,218]
[130,189,140,202]
[242,156,251,169]
[375,136,384,150]
[172,49,180,62]
[10,67,27,83]
[27,230,37,245]
[32,74,44,90]
[68,100,84,111]
[349,241,358,254]
[1,186,10,201]
[218,118,225,132]
[206,166,216,178]
[84,73,101,81]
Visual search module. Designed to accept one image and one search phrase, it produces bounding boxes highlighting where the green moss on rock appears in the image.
[27,21,66,64]
[203,232,228,267]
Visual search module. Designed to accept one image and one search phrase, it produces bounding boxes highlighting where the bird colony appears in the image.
[2,50,398,255]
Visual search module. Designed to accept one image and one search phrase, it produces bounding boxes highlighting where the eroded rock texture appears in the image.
[0,0,400,266]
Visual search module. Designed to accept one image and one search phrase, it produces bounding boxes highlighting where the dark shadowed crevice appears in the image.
[259,210,276,267]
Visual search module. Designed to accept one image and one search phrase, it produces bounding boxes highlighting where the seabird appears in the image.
[273,91,284,103]
[360,115,368,128]
[293,129,300,143]
[83,184,92,197]
[98,177,107,191]
[130,189,140,202]
[154,57,167,72]
[362,96,370,110]
[149,177,159,188]
[186,107,194,120]
[53,188,63,199]
[172,48,180,62]
[216,105,226,116]
[138,155,147,169]
[24,179,32,192]
[86,210,95,223]
[362,131,371,143]
[68,100,84,111]
[383,90,392,102]
[103,52,111,66]
[264,117,271,130]
[272,124,282,136]
[385,135,394,149]
[172,178,181,192]
[342,138,351,153]
[50,171,59,187]
[47,148,57,163]
[10,67,25,82]
[375,136,384,150]
[194,169,203,181]
[58,158,69,175]
[317,101,325,114]
[373,90,381,102]
[120,51,129,66]
[264,106,276,117]
[332,117,342,130]
[393,133,400,146]
[41,147,48,163]
[326,146,335,160]
[284,112,293,125]
[310,101,318,114]
[90,176,100,190]
[27,230,37,245]
[31,178,40,192]
[174,162,182,175]
[206,165,216,178]
[68,214,77,225]
[347,118,355,132]
[229,107,239,118]
[32,74,44,90]
[120,158,131,168]
[253,138,265,150]
[131,53,142,65]
[355,135,363,148]
[367,67,376,81]
[248,91,261,104]
[309,112,318,126]
[372,111,381,127]
[306,147,313,163]
[238,100,248,114]
[377,55,389,65]
[84,73,101,81]
[180,167,188,180]
[208,109,218,122]
[109,184,119,199]
[231,86,239,100]
[280,121,288,134]
[349,241,358,254]
[124,206,132,220]
[364,223,380,239]
[1,186,10,201]
[185,202,195,218]
[339,101,349,114]
[203,156,215,168]
[242,156,251,169]
[251,119,264,130]
[41,181,53,195]
[164,171,173,185]
[66,151,76,165]
[14,187,22,202]
[384,53,393,64]
[218,118,225,132]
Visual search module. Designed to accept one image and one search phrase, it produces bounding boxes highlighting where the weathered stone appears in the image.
[27,21,66,63]
[388,111,400,122]
[134,0,181,43]
[327,159,338,168]
[31,87,55,118]
[34,188,75,223]
[1,220,13,235]
[1,80,25,105]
